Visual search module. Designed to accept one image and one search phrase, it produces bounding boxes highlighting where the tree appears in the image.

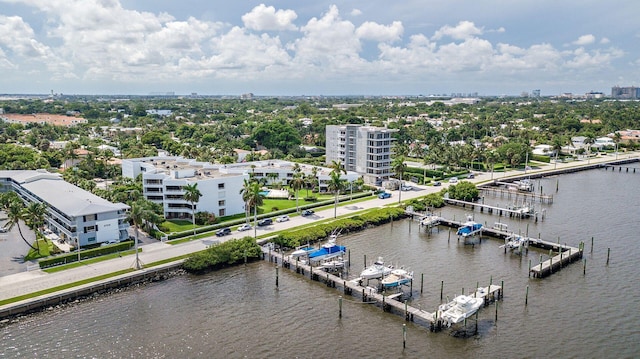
[290,173,305,213]
[447,181,479,202]
[183,183,203,236]
[1,192,37,251]
[392,155,406,203]
[327,171,345,218]
[24,201,48,253]
[240,179,263,237]
[127,202,145,269]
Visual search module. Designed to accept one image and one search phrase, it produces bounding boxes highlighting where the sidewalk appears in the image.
[0,151,637,304]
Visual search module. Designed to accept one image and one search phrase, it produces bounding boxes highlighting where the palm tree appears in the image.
[327,171,345,218]
[240,178,253,224]
[290,173,305,213]
[24,201,48,253]
[392,155,406,203]
[127,202,145,269]
[183,183,202,236]
[1,193,37,251]
[240,179,264,237]
[552,136,564,169]
[613,131,622,159]
[584,134,596,163]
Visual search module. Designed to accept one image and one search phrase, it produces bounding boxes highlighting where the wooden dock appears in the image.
[444,198,537,219]
[262,247,502,332]
[480,186,554,204]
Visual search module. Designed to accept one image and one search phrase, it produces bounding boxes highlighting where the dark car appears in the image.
[215,227,231,237]
[257,218,273,226]
[467,173,475,179]
[301,209,315,216]
[433,181,441,186]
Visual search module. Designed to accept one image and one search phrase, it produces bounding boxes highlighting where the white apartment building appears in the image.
[326,124,397,185]
[122,157,359,219]
[0,170,130,247]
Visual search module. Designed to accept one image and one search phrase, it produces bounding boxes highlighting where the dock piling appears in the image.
[420,273,424,294]
[606,248,610,265]
[275,266,279,288]
[339,296,343,318]
[440,280,444,301]
[525,285,529,306]
[403,324,407,349]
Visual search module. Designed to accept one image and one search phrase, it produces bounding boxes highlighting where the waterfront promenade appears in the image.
[0,152,638,314]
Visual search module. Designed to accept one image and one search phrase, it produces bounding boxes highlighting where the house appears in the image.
[532,144,555,156]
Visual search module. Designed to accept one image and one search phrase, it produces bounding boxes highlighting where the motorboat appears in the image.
[360,257,393,280]
[308,238,346,262]
[456,216,483,237]
[502,235,528,251]
[291,245,315,258]
[319,257,347,270]
[438,295,484,327]
[492,222,508,231]
[515,178,533,192]
[381,268,413,288]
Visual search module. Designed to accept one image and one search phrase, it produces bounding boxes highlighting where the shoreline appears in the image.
[0,154,638,319]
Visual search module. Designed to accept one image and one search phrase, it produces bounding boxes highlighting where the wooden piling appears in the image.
[583,258,586,275]
[495,301,498,322]
[339,296,343,318]
[403,324,407,349]
[525,285,529,306]
[275,266,279,288]
[440,280,444,301]
[606,248,610,265]
[591,236,594,253]
[420,273,424,294]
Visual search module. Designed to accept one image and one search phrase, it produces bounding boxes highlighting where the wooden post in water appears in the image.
[591,236,594,253]
[525,285,529,306]
[501,280,504,299]
[348,250,351,268]
[364,254,367,269]
[475,310,479,334]
[495,301,498,322]
[556,178,559,192]
[403,324,407,349]
[338,296,343,318]
[583,258,587,275]
[526,223,529,237]
[275,266,279,289]
[420,273,424,294]
[528,259,531,277]
[404,300,408,320]
[606,248,610,265]
[440,280,444,301]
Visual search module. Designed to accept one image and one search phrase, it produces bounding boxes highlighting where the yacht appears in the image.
[438,295,484,327]
[360,257,393,280]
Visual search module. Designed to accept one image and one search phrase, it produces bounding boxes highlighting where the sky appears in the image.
[0,0,638,96]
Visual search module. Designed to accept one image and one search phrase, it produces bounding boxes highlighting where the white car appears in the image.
[448,177,459,184]
[237,223,252,231]
[276,215,290,223]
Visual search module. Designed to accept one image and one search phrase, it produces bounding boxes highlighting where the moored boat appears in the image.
[360,257,393,280]
[438,295,484,327]
[381,268,413,288]
[456,216,483,237]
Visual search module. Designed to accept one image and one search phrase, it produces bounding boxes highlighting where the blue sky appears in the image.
[0,0,638,96]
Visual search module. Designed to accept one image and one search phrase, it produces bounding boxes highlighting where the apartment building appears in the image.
[0,170,130,248]
[326,124,397,185]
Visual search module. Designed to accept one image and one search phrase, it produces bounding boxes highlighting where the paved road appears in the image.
[0,152,637,302]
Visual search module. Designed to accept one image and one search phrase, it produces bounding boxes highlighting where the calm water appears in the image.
[2,166,639,358]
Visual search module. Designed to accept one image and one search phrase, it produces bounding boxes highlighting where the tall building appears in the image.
[325,125,397,185]
[0,170,129,247]
[611,86,640,99]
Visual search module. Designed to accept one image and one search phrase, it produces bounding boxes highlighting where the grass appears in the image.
[23,239,52,260]
[42,249,140,273]
[162,220,195,233]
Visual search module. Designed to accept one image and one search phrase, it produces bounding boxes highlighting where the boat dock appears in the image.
[480,186,554,204]
[444,198,537,219]
[262,247,502,332]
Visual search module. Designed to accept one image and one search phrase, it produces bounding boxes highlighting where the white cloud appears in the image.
[432,21,483,40]
[600,37,610,44]
[356,21,403,43]
[350,9,362,16]
[0,15,50,58]
[573,34,596,46]
[241,4,297,31]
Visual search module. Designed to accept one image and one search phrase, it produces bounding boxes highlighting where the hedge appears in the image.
[182,236,262,274]
[271,207,407,249]
[38,241,134,268]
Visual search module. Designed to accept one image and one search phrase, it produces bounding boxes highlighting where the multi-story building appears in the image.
[326,124,397,185]
[122,157,359,219]
[0,170,129,248]
[611,86,640,99]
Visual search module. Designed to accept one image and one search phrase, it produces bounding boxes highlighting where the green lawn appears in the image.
[162,219,196,233]
[24,239,52,260]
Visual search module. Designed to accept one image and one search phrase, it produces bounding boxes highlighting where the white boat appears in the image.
[502,235,528,251]
[438,295,484,327]
[515,178,533,192]
[319,257,347,270]
[360,256,393,280]
[290,245,315,258]
[492,222,508,231]
[381,268,413,288]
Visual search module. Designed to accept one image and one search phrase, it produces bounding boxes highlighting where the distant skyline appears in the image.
[0,1,638,96]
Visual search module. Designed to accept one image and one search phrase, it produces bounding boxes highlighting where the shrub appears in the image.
[183,236,262,274]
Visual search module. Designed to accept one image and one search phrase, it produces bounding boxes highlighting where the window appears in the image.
[218,200,225,206]
[84,225,96,233]
[218,183,225,189]
[83,214,97,222]
[218,209,226,217]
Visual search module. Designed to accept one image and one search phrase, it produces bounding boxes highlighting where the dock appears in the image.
[480,186,554,204]
[444,198,537,219]
[262,247,502,332]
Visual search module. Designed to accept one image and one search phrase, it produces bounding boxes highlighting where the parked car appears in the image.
[257,218,273,226]
[275,215,290,223]
[378,192,392,199]
[237,223,252,231]
[401,185,413,191]
[215,227,231,237]
[448,177,458,184]
[433,181,442,187]
[301,209,315,216]
[467,173,475,179]
[100,240,119,247]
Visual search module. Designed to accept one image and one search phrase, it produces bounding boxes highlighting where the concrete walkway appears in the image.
[0,151,637,303]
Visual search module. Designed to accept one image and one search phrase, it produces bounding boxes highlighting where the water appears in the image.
[2,166,639,358]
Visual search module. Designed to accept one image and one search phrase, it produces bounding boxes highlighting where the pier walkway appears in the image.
[263,247,502,332]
